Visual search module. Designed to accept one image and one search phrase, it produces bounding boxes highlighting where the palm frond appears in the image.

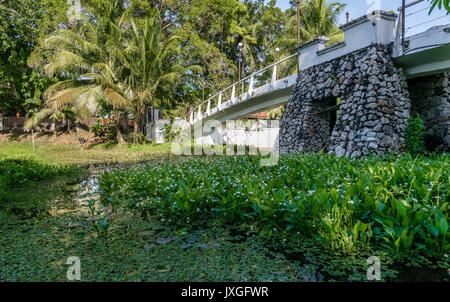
[104,88,129,109]
[24,108,53,130]
[47,86,92,110]
[44,80,89,101]
[74,86,104,118]
[44,51,89,76]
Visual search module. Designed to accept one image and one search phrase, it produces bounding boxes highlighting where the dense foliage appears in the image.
[0,158,73,216]
[1,0,349,122]
[100,155,449,263]
[0,0,68,115]
[405,116,427,155]
[1,0,449,120]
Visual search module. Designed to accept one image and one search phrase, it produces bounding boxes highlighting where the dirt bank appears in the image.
[0,130,91,146]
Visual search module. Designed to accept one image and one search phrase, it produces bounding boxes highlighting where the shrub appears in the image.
[90,119,117,141]
[405,115,426,155]
[162,118,181,143]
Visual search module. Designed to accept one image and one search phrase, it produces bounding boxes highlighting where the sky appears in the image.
[272,0,450,36]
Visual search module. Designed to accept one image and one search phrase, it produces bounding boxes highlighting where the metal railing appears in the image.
[394,0,449,55]
[187,53,298,124]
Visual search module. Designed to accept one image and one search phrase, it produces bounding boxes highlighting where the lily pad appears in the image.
[196,243,209,249]
[138,230,154,237]
[156,237,174,244]
[144,243,156,249]
[180,242,192,249]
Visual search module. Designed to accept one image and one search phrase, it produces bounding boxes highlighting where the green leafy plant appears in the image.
[162,118,181,143]
[99,154,449,261]
[405,115,426,155]
[90,119,117,141]
[92,215,110,236]
[90,120,104,137]
[429,0,450,14]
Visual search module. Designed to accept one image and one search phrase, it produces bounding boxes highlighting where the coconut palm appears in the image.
[39,1,128,143]
[25,102,77,134]
[40,1,198,144]
[106,11,202,143]
[277,0,345,52]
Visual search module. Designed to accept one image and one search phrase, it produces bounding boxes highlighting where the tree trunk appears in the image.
[115,112,126,145]
[67,119,72,134]
[51,120,56,138]
[133,118,139,144]
[133,106,146,144]
[140,109,146,135]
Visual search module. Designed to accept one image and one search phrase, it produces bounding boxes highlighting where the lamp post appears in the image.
[401,0,406,49]
[275,47,280,81]
[238,42,244,97]
[297,0,301,47]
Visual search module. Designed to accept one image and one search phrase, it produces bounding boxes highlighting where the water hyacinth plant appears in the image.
[99,154,449,260]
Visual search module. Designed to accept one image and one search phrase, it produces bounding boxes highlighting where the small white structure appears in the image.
[147,118,186,144]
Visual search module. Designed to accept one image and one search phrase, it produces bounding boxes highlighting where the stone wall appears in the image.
[280,44,412,157]
[408,72,450,152]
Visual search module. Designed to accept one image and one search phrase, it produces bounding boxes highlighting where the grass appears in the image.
[0,141,172,166]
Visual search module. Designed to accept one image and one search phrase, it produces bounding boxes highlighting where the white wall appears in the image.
[196,120,279,149]
[298,11,398,71]
[147,118,187,144]
[150,119,280,149]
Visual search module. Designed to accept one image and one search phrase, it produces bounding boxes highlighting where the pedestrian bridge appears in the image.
[188,9,450,127]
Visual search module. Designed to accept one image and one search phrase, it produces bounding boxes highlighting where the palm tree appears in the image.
[38,1,128,144]
[277,0,345,52]
[301,0,345,44]
[39,2,198,144]
[106,11,201,143]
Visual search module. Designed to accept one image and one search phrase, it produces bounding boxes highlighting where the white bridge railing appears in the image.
[187,53,298,124]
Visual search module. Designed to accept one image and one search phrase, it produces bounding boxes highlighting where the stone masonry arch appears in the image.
[280,44,412,157]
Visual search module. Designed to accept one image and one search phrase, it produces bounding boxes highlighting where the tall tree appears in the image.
[39,1,198,143]
[35,1,128,142]
[277,0,345,53]
[107,10,201,142]
[0,0,68,115]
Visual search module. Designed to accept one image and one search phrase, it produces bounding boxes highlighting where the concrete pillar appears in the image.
[189,106,194,124]
[0,113,3,132]
[248,75,254,96]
